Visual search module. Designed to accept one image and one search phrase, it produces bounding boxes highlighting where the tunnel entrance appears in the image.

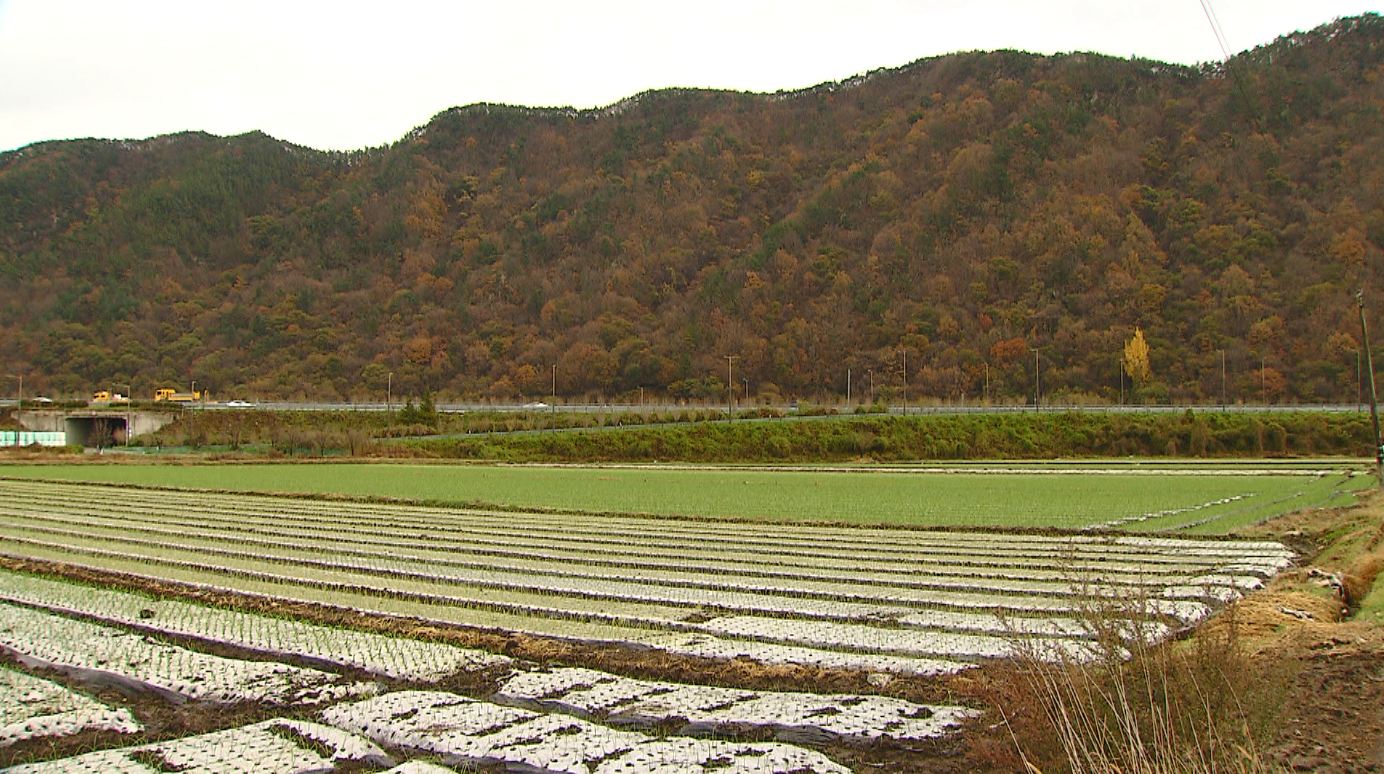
[64,416,129,448]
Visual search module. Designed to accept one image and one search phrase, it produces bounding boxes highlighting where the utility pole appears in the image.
[1260,356,1266,406]
[846,368,851,406]
[387,372,393,412]
[724,355,739,419]
[983,363,989,405]
[1119,359,1124,406]
[1031,348,1040,411]
[1357,291,1382,486]
[742,378,748,404]
[868,369,874,405]
[901,349,908,416]
[126,382,132,447]
[1221,350,1227,411]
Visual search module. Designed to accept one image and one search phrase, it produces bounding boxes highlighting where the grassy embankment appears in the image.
[395,410,1375,462]
[105,408,1381,463]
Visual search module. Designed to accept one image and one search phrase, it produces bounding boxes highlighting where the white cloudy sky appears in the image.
[0,0,1376,153]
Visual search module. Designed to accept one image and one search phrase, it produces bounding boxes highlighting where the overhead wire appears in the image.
[1197,0,1264,131]
[1199,0,1233,62]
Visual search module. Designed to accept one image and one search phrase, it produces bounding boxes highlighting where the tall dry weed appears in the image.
[992,584,1292,774]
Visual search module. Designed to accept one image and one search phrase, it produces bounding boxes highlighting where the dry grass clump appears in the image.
[985,597,1293,774]
[1342,516,1384,608]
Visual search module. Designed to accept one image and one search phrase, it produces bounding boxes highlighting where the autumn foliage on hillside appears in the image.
[2,15,1382,404]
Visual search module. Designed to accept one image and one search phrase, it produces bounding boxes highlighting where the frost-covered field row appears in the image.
[0,577,963,771]
[0,479,1295,673]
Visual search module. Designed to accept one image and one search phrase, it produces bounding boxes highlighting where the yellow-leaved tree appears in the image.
[1123,327,1152,385]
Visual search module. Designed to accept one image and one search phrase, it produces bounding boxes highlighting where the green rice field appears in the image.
[0,462,1369,533]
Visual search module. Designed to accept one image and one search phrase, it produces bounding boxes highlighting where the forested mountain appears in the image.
[3,15,1382,404]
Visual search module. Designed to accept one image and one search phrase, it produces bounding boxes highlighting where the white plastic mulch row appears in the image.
[0,485,1291,619]
[0,568,509,682]
[0,545,973,677]
[6,718,392,773]
[1,504,1263,628]
[0,534,1040,666]
[0,519,1229,644]
[634,632,974,675]
[0,479,1297,674]
[322,690,851,774]
[382,763,460,774]
[38,478,1290,557]
[498,666,977,744]
[0,532,1212,672]
[0,601,375,706]
[3,481,1298,574]
[0,665,141,748]
[0,511,1256,628]
[52,487,1290,585]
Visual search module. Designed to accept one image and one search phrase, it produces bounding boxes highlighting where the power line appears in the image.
[1199,0,1232,62]
[1197,0,1263,132]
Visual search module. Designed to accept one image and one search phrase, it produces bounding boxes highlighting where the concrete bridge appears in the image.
[16,410,176,447]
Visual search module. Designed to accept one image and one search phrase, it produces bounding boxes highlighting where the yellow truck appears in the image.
[153,388,206,403]
[91,390,129,403]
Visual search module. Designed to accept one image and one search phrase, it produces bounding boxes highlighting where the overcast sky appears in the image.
[0,0,1376,153]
